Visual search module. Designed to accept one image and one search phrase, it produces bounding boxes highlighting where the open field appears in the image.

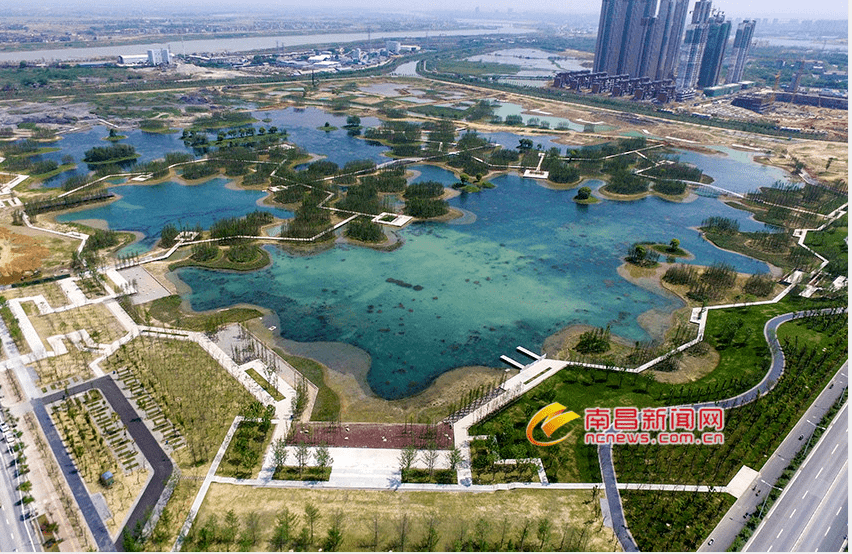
[185,483,619,552]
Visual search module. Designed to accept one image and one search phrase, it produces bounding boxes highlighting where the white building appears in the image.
[118,54,148,65]
[385,40,401,54]
[147,48,171,66]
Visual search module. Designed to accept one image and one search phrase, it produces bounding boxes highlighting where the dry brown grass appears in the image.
[191,483,620,552]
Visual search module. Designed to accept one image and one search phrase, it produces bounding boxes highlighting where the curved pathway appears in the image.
[598,308,846,552]
[36,376,174,551]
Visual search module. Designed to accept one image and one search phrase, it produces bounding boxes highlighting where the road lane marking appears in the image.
[803,491,809,499]
[777,529,784,538]
[831,444,839,455]
[825,526,831,536]
[790,509,796,518]
[837,507,843,516]
[816,467,823,478]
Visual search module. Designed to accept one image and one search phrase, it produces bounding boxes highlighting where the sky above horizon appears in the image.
[3,0,848,22]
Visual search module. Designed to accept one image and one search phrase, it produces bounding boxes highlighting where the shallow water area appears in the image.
[176,171,769,400]
[56,177,292,251]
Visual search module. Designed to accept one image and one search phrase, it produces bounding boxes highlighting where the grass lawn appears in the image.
[622,491,735,552]
[168,244,270,272]
[246,368,284,401]
[272,466,332,481]
[401,468,456,484]
[470,294,839,483]
[184,483,617,552]
[277,351,341,421]
[146,295,262,331]
[217,420,273,479]
[805,214,847,277]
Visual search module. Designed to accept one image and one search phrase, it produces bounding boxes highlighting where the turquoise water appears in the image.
[56,178,292,251]
[177,173,769,400]
[39,126,196,186]
[491,101,585,132]
[251,107,390,166]
[672,147,794,194]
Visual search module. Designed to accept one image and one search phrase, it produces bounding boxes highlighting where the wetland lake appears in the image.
[53,119,785,399]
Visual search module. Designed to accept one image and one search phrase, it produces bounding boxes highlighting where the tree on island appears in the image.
[668,238,680,252]
[575,186,592,200]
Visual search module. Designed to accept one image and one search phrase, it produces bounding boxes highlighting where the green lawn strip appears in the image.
[216,420,273,479]
[276,351,341,422]
[272,466,331,481]
[702,230,801,270]
[614,312,847,486]
[400,468,456,484]
[245,367,284,401]
[146,295,262,331]
[804,214,848,277]
[622,491,735,552]
[168,244,271,272]
[25,163,77,184]
[469,440,541,484]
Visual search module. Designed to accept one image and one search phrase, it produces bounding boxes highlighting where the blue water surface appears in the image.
[55,177,292,251]
[177,173,769,400]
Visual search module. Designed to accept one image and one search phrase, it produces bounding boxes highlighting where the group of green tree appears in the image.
[210,211,274,241]
[82,143,138,164]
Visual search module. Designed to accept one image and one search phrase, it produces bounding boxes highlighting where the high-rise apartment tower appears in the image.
[726,20,756,83]
[696,12,731,88]
[594,0,690,80]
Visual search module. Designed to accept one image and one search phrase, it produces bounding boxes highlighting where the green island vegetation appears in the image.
[572,185,598,204]
[145,295,262,331]
[625,242,660,267]
[140,119,177,134]
[317,122,338,132]
[574,325,611,354]
[699,215,816,271]
[345,217,385,243]
[181,161,219,180]
[169,243,270,272]
[616,310,847,552]
[103,128,127,142]
[218,403,275,479]
[646,238,689,258]
[82,143,139,165]
[191,110,257,130]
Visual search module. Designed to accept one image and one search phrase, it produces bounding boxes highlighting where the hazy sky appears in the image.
[7,0,849,22]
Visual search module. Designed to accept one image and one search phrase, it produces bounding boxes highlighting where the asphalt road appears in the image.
[37,376,174,551]
[744,402,848,552]
[699,360,848,551]
[0,418,39,552]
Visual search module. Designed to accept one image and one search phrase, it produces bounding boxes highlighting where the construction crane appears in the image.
[769,71,781,103]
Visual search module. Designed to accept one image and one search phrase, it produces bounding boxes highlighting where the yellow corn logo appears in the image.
[526,402,580,446]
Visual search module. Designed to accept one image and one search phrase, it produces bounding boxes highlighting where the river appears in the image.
[0,25,532,63]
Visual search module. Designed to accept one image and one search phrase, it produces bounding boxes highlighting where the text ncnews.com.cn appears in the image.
[584,432,725,445]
